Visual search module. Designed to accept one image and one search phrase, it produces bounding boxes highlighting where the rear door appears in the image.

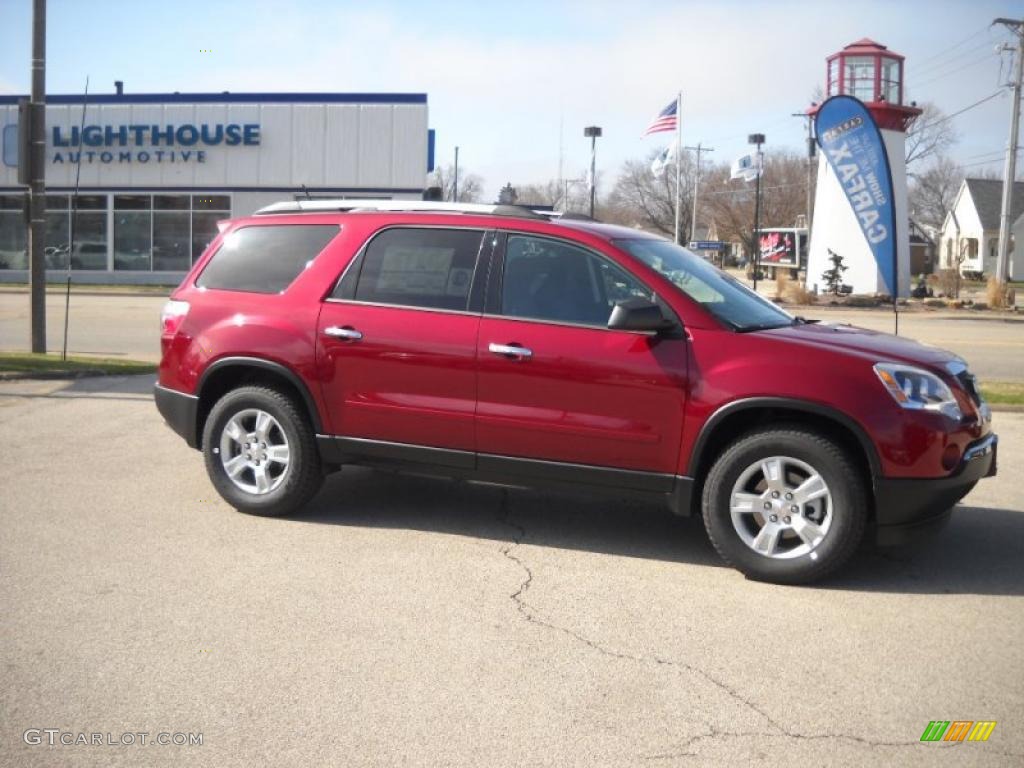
[317,226,490,456]
[475,232,688,483]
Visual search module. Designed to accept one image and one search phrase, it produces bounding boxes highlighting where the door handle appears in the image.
[324,325,363,341]
[488,342,532,360]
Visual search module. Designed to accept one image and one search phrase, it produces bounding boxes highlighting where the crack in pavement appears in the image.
[493,490,996,758]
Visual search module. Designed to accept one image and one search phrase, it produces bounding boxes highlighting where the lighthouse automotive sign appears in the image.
[814,95,898,297]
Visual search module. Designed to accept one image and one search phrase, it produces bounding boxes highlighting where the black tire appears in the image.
[202,385,323,517]
[701,426,867,584]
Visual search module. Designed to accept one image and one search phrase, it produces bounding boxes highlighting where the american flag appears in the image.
[644,98,679,136]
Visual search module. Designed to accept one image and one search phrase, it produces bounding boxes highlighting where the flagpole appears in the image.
[674,91,682,244]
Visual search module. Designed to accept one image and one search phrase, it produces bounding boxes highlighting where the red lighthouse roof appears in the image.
[838,38,906,60]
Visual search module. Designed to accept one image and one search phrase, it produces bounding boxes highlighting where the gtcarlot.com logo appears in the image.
[23,729,203,747]
[920,720,997,742]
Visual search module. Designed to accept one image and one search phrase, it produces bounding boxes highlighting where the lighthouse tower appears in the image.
[807,39,921,297]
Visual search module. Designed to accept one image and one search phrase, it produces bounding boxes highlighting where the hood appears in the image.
[759,322,962,370]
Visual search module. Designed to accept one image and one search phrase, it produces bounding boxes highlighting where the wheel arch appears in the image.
[688,398,880,516]
[195,357,323,449]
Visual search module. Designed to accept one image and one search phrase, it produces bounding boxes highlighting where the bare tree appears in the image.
[905,102,958,170]
[606,149,696,241]
[431,164,485,203]
[908,155,963,233]
[703,150,810,251]
[516,179,565,209]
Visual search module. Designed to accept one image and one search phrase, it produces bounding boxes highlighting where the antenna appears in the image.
[62,76,89,362]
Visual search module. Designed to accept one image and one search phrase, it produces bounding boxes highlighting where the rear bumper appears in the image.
[873,433,997,545]
[154,384,199,448]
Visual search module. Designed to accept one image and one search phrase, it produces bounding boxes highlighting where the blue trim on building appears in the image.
[427,129,436,173]
[0,92,427,106]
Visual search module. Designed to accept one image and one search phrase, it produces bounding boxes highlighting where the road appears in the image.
[1,292,1022,381]
[1,374,1022,766]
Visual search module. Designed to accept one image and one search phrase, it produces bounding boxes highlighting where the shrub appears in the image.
[986,276,1012,309]
[935,269,960,299]
[786,282,816,305]
[774,270,789,300]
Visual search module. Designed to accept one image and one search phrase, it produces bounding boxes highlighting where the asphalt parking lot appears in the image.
[1,374,1022,767]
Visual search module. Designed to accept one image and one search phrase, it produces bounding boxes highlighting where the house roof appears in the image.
[964,178,1024,231]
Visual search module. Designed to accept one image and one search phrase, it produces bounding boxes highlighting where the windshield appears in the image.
[614,238,794,331]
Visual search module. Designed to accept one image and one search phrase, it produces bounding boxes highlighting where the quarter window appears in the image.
[500,235,652,327]
[196,224,339,293]
[347,228,484,311]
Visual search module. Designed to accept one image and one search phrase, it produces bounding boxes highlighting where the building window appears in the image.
[880,57,901,102]
[70,195,108,270]
[1,192,230,272]
[844,56,876,101]
[114,195,152,271]
[0,195,25,270]
[191,195,230,262]
[827,58,839,96]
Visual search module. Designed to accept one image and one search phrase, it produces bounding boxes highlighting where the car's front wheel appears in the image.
[701,426,867,584]
[202,385,323,516]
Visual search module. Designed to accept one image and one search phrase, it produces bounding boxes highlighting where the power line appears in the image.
[926,90,1005,127]
[962,148,1011,161]
[915,24,991,68]
[910,51,1000,89]
[913,36,999,78]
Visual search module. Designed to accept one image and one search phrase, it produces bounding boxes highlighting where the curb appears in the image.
[0,370,154,381]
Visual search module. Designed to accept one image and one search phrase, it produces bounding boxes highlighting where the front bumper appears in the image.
[873,433,997,546]
[154,384,199,449]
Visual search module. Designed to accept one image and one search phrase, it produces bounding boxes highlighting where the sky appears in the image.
[0,0,1021,200]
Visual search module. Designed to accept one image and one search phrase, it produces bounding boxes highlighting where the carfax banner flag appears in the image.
[814,95,897,296]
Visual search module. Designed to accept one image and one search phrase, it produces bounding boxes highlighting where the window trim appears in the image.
[324,224,493,316]
[486,229,674,334]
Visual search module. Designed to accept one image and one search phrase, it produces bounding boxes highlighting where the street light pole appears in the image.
[584,126,602,218]
[748,133,766,291]
[28,0,47,352]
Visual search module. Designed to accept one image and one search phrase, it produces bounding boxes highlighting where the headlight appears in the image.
[873,363,962,420]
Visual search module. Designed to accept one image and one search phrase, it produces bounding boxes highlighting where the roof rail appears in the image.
[253,199,552,220]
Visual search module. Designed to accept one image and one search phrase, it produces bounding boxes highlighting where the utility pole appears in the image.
[684,143,714,243]
[792,111,816,234]
[28,0,47,352]
[748,133,766,291]
[994,17,1023,287]
[453,145,459,202]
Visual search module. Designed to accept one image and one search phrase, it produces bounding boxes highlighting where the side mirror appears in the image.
[607,298,675,333]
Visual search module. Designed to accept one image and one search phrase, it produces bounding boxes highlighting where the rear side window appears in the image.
[346,227,484,311]
[196,224,339,293]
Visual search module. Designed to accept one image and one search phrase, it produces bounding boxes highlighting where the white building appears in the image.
[0,90,433,283]
[806,39,920,297]
[938,178,1022,279]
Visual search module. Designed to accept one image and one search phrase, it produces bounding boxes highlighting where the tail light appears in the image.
[161,299,190,338]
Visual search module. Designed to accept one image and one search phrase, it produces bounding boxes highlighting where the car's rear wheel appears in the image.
[701,426,867,584]
[202,385,323,516]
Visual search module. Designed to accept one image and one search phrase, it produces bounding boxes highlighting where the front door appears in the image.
[317,226,489,454]
[475,232,688,481]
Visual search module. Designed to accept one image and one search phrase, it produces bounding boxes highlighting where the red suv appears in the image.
[156,201,997,584]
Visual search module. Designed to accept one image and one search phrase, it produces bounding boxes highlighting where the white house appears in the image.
[939,178,1022,279]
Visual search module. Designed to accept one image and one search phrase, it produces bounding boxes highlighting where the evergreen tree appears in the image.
[821,249,848,295]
